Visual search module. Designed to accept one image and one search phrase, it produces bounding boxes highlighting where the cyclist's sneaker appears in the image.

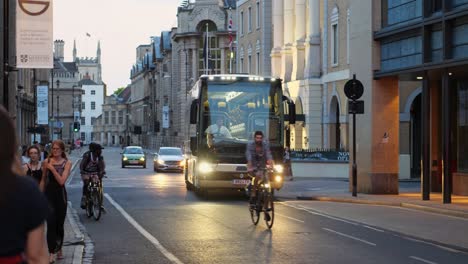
[80,196,86,209]
[264,212,271,221]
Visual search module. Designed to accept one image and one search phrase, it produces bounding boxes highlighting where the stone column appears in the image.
[107,132,111,147]
[220,48,225,74]
[292,0,306,81]
[271,0,283,77]
[304,0,321,78]
[282,0,294,81]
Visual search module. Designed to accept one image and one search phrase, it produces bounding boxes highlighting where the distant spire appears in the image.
[97,40,101,64]
[73,39,77,61]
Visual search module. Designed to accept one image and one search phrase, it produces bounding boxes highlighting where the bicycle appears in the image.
[85,173,104,221]
[246,168,275,229]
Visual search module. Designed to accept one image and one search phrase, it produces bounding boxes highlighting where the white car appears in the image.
[153,147,185,172]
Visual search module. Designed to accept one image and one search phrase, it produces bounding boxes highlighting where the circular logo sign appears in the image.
[18,0,50,16]
[344,78,364,100]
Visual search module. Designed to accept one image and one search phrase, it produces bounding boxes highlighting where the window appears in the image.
[91,101,96,110]
[256,1,260,29]
[91,117,96,125]
[91,132,95,141]
[91,90,96,95]
[119,110,124,124]
[80,132,85,141]
[331,6,339,67]
[81,117,85,125]
[248,7,252,32]
[248,55,252,74]
[82,90,85,95]
[256,52,260,74]
[82,102,85,110]
[457,80,468,172]
[240,58,244,73]
[111,111,116,125]
[104,111,109,124]
[240,11,244,35]
[332,23,338,66]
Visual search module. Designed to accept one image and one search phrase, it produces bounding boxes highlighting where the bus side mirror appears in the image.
[190,100,198,124]
[190,136,197,155]
[288,101,296,124]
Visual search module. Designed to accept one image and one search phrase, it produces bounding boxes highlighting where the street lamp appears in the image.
[56,80,60,139]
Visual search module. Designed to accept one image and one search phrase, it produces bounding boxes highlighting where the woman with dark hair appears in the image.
[42,140,72,262]
[0,106,49,264]
[22,145,43,186]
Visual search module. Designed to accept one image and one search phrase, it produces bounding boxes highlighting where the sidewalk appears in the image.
[276,177,468,219]
[58,150,87,264]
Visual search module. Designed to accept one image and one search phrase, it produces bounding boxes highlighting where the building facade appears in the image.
[236,0,272,76]
[79,79,104,144]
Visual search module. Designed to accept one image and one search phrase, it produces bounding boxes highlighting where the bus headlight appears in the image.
[199,162,214,173]
[275,175,282,183]
[274,164,284,173]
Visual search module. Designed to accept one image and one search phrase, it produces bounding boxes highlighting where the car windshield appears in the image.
[124,148,143,154]
[159,148,182,156]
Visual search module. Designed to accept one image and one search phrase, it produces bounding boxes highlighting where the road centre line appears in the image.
[280,202,359,226]
[322,228,377,246]
[275,213,304,223]
[104,193,184,264]
[409,256,438,264]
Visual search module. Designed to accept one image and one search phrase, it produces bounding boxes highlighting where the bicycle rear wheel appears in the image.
[91,190,102,221]
[264,193,274,229]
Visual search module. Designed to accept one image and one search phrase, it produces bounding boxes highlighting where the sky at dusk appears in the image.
[53,0,180,95]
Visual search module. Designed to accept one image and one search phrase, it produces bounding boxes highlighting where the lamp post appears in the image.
[56,80,60,139]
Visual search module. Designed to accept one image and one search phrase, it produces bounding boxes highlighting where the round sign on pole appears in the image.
[344,78,364,100]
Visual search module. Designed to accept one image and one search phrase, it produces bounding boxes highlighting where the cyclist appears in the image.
[245,131,274,210]
[80,143,105,209]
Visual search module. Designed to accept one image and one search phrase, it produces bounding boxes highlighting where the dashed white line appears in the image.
[322,228,376,246]
[404,237,461,253]
[409,256,438,264]
[362,225,384,232]
[275,213,305,223]
[104,193,184,264]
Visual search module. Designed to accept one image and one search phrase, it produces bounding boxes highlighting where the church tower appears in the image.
[97,41,101,64]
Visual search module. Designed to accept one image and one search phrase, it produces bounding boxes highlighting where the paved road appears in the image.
[67,148,468,264]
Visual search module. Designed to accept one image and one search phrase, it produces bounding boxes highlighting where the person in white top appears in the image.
[205,117,232,148]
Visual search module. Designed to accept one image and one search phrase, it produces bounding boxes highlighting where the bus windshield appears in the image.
[201,81,282,148]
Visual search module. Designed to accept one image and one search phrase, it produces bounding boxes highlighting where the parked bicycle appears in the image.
[85,173,104,221]
[246,168,275,229]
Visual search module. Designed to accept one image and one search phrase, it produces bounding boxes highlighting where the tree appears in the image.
[113,87,125,96]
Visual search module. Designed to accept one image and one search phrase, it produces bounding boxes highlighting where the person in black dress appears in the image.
[22,145,43,187]
[42,140,72,263]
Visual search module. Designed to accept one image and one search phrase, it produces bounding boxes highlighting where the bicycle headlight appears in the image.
[199,162,214,173]
[274,164,284,173]
[264,183,270,188]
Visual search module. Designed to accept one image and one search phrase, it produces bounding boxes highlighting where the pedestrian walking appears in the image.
[0,105,49,264]
[22,145,44,188]
[284,146,293,181]
[42,140,72,263]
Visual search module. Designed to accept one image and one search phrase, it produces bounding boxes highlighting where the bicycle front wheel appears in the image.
[250,198,260,225]
[91,190,102,221]
[264,193,274,229]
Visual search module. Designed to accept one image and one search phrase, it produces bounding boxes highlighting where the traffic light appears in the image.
[73,122,80,132]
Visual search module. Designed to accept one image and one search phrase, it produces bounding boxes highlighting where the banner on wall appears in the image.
[36,85,48,124]
[16,0,54,68]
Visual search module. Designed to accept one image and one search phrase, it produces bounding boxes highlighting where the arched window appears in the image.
[197,20,220,75]
[331,6,339,66]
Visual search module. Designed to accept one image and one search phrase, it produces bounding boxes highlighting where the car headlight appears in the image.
[140,157,145,161]
[274,164,284,173]
[275,175,282,183]
[157,159,165,164]
[123,156,128,161]
[198,162,214,173]
[179,160,185,167]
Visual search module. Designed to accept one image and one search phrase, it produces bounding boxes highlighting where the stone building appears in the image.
[236,0,272,76]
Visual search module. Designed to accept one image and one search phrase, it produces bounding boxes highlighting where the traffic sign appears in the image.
[344,75,364,100]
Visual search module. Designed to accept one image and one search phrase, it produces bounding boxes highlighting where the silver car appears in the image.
[153,147,184,172]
